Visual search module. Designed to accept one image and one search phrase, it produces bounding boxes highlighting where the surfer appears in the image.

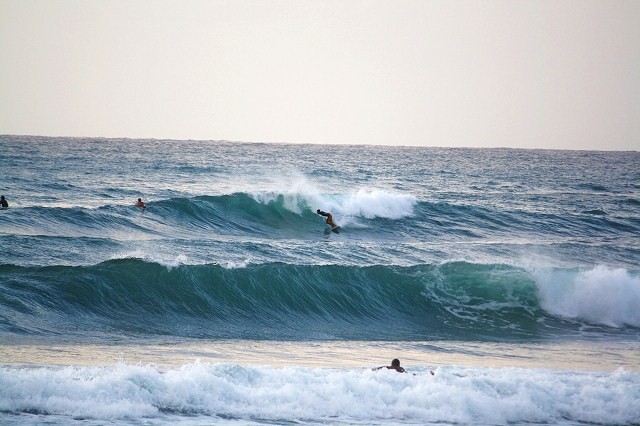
[374,358,406,373]
[135,198,146,208]
[373,358,435,375]
[0,195,8,208]
[317,209,338,229]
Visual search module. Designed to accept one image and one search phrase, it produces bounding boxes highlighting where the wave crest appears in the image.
[533,266,640,328]
[3,260,637,341]
[250,187,417,220]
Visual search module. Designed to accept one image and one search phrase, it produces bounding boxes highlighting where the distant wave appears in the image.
[2,191,637,244]
[1,260,638,341]
[0,191,417,239]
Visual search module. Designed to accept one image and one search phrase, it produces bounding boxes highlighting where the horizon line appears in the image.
[1,133,637,153]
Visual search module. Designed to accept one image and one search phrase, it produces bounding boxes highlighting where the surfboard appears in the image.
[324,226,340,235]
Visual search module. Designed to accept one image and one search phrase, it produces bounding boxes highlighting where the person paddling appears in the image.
[373,358,435,375]
[374,358,406,373]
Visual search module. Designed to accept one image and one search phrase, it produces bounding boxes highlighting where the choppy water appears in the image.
[1,135,639,425]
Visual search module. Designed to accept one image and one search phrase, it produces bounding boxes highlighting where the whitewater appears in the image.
[1,135,639,425]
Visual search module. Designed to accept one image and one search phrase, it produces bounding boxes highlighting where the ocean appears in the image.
[1,135,639,425]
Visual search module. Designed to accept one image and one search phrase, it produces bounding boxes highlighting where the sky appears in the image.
[1,0,639,150]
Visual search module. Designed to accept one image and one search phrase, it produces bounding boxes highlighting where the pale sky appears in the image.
[1,0,639,150]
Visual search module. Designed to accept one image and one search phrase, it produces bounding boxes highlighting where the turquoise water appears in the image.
[1,135,639,425]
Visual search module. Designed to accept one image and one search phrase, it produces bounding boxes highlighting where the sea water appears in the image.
[0,135,639,425]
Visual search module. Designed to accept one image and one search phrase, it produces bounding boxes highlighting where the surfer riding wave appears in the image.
[317,209,339,229]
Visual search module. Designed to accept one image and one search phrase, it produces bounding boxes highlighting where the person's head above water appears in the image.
[391,359,401,367]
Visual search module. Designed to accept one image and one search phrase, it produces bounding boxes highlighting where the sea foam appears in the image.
[0,362,638,425]
[251,186,416,220]
[339,188,417,219]
[533,266,640,328]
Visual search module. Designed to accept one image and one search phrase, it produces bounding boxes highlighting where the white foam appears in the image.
[1,363,638,424]
[533,266,640,327]
[109,251,189,269]
[339,188,417,219]
[249,174,323,215]
[222,259,252,269]
[250,175,417,220]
